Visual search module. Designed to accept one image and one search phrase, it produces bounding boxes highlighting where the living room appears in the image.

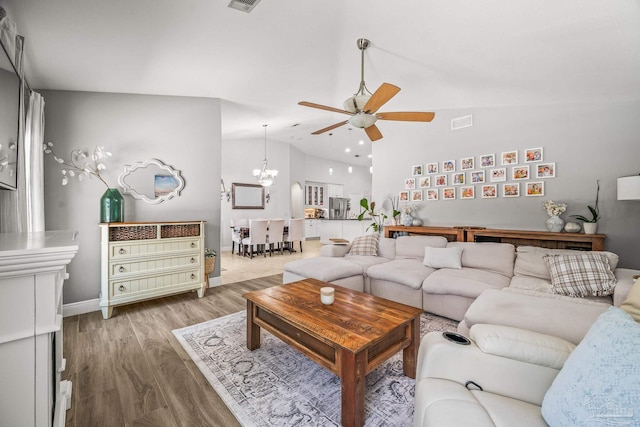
[1,1,639,426]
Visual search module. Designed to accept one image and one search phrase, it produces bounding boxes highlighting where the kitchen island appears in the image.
[319,219,370,244]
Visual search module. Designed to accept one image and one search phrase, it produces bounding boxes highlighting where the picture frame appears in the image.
[399,191,409,202]
[412,164,423,176]
[479,153,495,168]
[471,170,485,183]
[411,189,423,202]
[502,183,520,198]
[461,157,474,171]
[435,174,447,186]
[461,186,475,199]
[512,165,530,180]
[536,162,556,178]
[419,176,431,188]
[405,178,416,189]
[525,147,543,163]
[442,160,455,172]
[452,173,465,185]
[526,181,545,196]
[443,187,456,200]
[490,168,507,182]
[426,189,439,200]
[501,151,518,165]
[482,185,497,199]
[426,162,438,174]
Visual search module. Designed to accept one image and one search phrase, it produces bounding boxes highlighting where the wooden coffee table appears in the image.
[243,278,422,427]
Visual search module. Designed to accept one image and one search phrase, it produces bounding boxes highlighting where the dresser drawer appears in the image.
[110,238,200,259]
[109,254,201,277]
[110,268,202,297]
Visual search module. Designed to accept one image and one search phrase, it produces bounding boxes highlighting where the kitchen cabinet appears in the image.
[304,219,320,239]
[319,220,367,244]
[327,184,344,198]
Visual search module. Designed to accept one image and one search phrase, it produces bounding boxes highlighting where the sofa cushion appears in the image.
[423,246,463,269]
[395,235,448,260]
[377,237,396,259]
[470,324,575,370]
[621,278,640,322]
[543,252,617,298]
[423,268,511,299]
[514,246,619,281]
[447,242,515,278]
[347,233,379,256]
[283,257,363,282]
[367,258,436,290]
[541,307,640,426]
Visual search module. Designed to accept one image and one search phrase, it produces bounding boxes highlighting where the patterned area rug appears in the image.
[173,310,458,427]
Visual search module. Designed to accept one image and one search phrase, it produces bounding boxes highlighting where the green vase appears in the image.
[100,188,124,223]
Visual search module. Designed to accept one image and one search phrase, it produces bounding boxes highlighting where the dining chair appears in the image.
[284,218,304,253]
[266,219,285,255]
[242,219,269,258]
[230,218,248,255]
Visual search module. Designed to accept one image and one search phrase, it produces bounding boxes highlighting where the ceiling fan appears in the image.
[298,38,435,142]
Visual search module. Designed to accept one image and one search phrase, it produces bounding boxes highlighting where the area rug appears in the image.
[173,310,458,427]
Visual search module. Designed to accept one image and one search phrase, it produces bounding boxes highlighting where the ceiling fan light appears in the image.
[348,113,377,129]
[343,94,371,113]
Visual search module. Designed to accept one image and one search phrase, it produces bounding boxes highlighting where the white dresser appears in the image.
[0,230,79,427]
[99,221,206,319]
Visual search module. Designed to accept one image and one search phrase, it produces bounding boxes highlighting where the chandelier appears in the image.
[252,124,278,187]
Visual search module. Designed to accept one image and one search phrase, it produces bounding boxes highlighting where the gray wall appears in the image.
[373,100,640,268]
[41,90,221,304]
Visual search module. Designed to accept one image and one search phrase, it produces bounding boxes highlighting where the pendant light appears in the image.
[328,133,334,175]
[252,124,278,187]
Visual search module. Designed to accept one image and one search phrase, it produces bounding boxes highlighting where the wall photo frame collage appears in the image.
[403,147,555,202]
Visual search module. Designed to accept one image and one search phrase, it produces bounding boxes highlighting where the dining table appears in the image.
[233,225,293,255]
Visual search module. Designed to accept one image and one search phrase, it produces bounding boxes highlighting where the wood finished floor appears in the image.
[62,274,283,427]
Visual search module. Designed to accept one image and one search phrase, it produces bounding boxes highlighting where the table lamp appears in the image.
[617,175,640,200]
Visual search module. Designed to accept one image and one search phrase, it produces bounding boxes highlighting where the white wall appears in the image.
[41,90,221,304]
[372,100,640,267]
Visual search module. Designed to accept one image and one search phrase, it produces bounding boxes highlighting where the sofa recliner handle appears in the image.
[465,380,483,391]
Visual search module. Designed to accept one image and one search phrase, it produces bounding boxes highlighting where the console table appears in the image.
[384,225,605,251]
[0,231,79,427]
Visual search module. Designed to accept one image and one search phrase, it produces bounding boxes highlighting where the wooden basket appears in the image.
[204,256,216,275]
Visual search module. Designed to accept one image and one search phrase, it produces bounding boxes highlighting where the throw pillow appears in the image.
[422,246,463,269]
[347,234,379,256]
[621,278,640,322]
[541,307,640,426]
[543,253,616,297]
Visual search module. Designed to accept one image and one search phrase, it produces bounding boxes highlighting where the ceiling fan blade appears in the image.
[311,120,349,135]
[376,112,435,122]
[363,83,401,114]
[364,124,383,141]
[298,101,352,115]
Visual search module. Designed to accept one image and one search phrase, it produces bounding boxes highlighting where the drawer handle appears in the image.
[119,285,125,292]
[191,273,196,279]
[119,248,126,255]
[190,258,196,263]
[118,266,125,273]
[190,242,196,248]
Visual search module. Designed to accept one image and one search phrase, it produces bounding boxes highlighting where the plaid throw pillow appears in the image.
[543,253,617,298]
[347,234,379,256]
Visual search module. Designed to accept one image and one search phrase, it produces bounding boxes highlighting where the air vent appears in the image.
[451,115,473,131]
[228,0,261,13]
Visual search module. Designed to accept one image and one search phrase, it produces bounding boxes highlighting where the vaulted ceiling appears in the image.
[4,0,640,166]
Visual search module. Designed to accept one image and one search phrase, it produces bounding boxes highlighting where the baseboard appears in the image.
[63,278,223,317]
[63,298,100,317]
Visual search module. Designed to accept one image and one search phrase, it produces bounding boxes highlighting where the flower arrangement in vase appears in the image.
[542,200,567,232]
[400,203,418,226]
[43,142,123,222]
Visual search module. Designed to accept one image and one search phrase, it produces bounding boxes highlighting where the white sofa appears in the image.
[284,235,638,325]
[414,306,640,427]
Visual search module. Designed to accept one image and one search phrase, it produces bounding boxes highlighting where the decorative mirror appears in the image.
[232,182,264,209]
[118,158,185,204]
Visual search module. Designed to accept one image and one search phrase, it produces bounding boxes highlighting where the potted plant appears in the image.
[357,198,387,233]
[571,180,600,234]
[204,248,217,275]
